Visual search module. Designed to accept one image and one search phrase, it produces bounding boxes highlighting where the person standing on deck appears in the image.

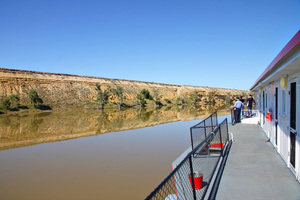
[240,95,245,116]
[233,97,244,123]
[246,95,255,116]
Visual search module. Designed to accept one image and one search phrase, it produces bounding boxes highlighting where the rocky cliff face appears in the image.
[0,68,246,109]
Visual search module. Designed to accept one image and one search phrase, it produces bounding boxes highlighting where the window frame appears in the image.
[280,88,287,116]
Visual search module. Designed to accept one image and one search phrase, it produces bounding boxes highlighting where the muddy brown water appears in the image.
[0,107,231,200]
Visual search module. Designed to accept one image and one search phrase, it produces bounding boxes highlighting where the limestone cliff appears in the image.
[0,68,246,109]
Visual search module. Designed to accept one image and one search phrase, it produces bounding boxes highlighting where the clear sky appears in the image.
[1,0,299,90]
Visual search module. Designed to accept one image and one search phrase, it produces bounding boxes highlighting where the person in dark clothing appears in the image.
[233,97,244,123]
[239,96,245,103]
[240,96,245,116]
[246,95,255,116]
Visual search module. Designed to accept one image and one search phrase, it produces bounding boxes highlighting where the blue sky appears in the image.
[1,0,299,90]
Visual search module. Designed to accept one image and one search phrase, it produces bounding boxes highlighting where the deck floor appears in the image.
[216,121,300,200]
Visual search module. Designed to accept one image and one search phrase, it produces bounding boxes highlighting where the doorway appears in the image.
[290,82,296,168]
[275,87,278,146]
[263,91,265,124]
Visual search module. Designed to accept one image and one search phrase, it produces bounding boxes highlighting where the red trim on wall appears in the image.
[250,30,300,90]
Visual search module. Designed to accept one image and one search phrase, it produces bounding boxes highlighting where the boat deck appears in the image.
[216,119,300,200]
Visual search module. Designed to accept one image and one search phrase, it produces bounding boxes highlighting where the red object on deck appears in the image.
[210,143,225,148]
[266,112,272,121]
[189,172,203,190]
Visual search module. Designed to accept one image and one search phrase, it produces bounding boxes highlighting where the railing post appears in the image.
[189,156,197,200]
[210,115,213,132]
[219,125,223,157]
[204,120,207,138]
[231,109,234,124]
[215,111,218,127]
[225,118,229,142]
[190,127,194,150]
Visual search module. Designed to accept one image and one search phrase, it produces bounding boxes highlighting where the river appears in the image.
[0,106,231,200]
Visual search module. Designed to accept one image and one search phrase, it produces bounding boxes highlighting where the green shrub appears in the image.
[1,98,11,110]
[156,100,163,106]
[141,99,147,106]
[164,99,172,104]
[29,89,43,106]
[141,89,153,100]
[176,97,182,105]
[9,94,20,108]
[95,83,110,109]
[137,93,147,107]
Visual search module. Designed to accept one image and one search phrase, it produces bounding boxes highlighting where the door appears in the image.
[290,82,296,168]
[263,91,265,124]
[275,87,278,146]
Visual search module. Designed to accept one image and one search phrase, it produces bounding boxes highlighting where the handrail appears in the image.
[190,111,218,128]
[190,111,218,150]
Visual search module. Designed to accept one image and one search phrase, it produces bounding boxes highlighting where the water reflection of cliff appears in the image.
[0,106,231,151]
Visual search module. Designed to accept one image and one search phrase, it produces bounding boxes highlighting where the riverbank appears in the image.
[0,68,249,112]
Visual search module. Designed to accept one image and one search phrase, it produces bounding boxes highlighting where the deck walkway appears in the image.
[216,120,300,200]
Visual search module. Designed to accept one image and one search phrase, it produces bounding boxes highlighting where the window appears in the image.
[259,93,262,110]
[266,93,268,109]
[281,90,286,115]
